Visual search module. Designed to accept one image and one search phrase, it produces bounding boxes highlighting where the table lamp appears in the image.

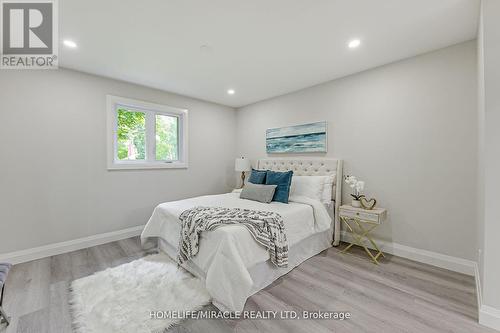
[235,157,251,188]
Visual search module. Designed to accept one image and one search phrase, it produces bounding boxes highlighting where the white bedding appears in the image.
[140,191,332,312]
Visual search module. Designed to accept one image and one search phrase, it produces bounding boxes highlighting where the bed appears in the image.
[140,158,343,312]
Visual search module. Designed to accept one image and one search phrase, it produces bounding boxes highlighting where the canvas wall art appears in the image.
[266,121,327,153]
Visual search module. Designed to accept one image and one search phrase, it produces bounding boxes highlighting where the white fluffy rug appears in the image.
[70,254,211,333]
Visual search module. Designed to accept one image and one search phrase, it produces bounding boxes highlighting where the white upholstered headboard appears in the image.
[256,158,343,246]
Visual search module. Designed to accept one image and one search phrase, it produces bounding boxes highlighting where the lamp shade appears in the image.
[235,157,251,172]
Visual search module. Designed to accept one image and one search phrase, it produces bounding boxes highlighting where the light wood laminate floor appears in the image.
[0,237,495,333]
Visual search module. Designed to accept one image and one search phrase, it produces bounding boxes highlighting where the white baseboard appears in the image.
[341,231,500,328]
[0,228,476,275]
[340,231,475,276]
[474,262,500,331]
[474,263,483,312]
[0,225,145,265]
[479,305,500,331]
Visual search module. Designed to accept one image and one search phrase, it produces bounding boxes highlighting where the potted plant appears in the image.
[344,175,365,208]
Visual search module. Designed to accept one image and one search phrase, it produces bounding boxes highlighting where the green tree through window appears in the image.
[156,114,178,161]
[108,95,187,169]
[117,109,146,160]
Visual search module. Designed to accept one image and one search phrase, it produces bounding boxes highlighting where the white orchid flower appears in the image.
[345,175,357,185]
[345,175,366,198]
[356,181,365,192]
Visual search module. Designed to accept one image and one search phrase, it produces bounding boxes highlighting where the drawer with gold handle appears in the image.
[339,208,380,224]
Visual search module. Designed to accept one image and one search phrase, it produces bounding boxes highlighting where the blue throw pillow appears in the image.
[248,169,267,184]
[265,170,293,203]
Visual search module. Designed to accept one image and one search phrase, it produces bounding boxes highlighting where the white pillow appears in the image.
[290,176,326,201]
[290,175,336,203]
[322,175,336,203]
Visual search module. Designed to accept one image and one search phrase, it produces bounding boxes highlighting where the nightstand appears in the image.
[339,205,387,264]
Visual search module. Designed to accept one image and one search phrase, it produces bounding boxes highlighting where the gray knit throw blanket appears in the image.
[178,206,288,267]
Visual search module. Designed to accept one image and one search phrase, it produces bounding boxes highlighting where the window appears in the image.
[107,95,188,169]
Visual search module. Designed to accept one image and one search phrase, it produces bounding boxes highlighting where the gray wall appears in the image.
[478,0,500,311]
[236,41,478,260]
[0,69,236,254]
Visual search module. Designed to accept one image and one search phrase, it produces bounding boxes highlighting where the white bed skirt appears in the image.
[158,229,333,312]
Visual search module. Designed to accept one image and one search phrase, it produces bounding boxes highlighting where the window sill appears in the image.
[107,162,188,170]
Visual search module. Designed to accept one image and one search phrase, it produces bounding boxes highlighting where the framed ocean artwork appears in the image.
[266,121,327,153]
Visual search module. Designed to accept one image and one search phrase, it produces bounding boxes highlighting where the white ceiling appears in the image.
[59,0,479,108]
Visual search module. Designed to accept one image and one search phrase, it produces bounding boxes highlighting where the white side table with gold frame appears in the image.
[339,205,387,264]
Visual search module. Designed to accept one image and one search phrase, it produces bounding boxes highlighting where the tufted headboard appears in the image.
[256,158,343,246]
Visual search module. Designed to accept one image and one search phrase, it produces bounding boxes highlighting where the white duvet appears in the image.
[140,191,331,312]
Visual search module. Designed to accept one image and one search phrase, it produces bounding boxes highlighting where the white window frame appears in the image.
[106,95,188,170]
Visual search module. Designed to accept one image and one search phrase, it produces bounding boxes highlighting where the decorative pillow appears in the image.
[290,175,336,203]
[240,183,277,203]
[248,169,267,184]
[290,176,325,201]
[321,175,336,203]
[265,170,293,203]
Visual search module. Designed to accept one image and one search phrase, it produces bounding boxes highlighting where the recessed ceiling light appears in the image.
[227,89,235,95]
[199,44,212,53]
[63,40,77,48]
[348,39,361,49]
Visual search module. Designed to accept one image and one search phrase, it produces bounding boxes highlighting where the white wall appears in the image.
[236,41,478,261]
[0,69,236,254]
[476,0,486,303]
[0,41,482,278]
[478,0,500,325]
